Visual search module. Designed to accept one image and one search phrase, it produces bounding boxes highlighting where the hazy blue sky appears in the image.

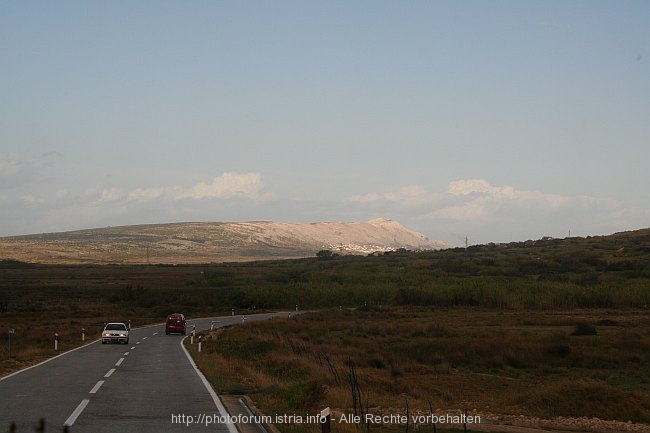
[1,1,648,245]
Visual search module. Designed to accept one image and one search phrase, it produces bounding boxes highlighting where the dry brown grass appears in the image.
[188,307,650,433]
[0,310,127,374]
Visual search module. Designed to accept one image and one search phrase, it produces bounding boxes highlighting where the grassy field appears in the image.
[186,307,650,433]
[1,229,650,431]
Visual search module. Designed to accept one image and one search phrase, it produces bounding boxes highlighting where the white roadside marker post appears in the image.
[198,335,202,353]
[54,333,59,351]
[320,407,331,433]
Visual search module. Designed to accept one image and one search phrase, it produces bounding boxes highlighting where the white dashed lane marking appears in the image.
[89,380,104,394]
[63,399,89,427]
[62,325,151,428]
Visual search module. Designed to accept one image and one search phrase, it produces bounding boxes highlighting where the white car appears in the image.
[102,322,130,344]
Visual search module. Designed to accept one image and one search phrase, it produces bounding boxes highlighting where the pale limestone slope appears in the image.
[0,218,449,264]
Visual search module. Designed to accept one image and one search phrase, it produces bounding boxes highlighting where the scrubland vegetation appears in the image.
[1,228,650,431]
[188,308,650,432]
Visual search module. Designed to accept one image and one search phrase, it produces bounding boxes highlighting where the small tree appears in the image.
[316,250,334,259]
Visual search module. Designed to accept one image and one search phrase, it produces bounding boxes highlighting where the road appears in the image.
[0,312,286,433]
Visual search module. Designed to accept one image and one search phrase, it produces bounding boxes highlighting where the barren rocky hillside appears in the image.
[0,218,448,264]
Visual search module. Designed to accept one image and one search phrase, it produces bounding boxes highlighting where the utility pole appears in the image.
[465,235,468,255]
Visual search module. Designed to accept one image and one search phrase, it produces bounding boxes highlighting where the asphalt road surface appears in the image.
[0,312,287,433]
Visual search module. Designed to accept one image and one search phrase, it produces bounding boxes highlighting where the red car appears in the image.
[165,313,186,335]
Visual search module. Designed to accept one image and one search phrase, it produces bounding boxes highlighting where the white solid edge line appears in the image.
[63,398,90,426]
[181,336,238,433]
[0,340,99,382]
[1,314,285,383]
[0,321,170,382]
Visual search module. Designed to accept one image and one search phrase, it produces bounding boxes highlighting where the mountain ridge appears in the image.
[0,218,449,264]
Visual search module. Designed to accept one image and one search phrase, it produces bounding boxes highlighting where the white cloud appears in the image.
[434,179,579,221]
[1,153,264,206]
[344,179,629,243]
[1,161,643,244]
[448,179,496,195]
[174,172,263,200]
[0,152,62,188]
[127,187,165,201]
[120,172,265,202]
[99,188,124,203]
[432,197,490,221]
[346,184,435,206]
[398,178,622,224]
[0,169,270,234]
